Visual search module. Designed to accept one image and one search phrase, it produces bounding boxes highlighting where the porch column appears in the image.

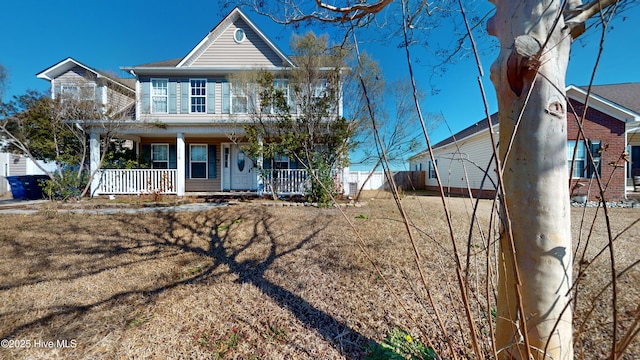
[176,133,185,196]
[89,131,101,197]
[257,135,264,195]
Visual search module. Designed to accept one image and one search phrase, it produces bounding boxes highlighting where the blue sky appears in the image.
[1,1,638,169]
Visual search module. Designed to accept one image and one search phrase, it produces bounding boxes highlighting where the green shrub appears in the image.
[365,328,437,360]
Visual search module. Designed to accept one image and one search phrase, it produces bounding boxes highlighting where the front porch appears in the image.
[93,168,312,197]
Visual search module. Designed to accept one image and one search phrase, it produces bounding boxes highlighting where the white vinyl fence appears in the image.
[344,170,386,195]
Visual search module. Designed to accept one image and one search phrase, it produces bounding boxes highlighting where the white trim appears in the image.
[234,28,246,43]
[176,133,186,196]
[135,79,141,120]
[566,85,640,123]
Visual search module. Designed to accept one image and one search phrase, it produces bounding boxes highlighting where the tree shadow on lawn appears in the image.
[0,206,372,358]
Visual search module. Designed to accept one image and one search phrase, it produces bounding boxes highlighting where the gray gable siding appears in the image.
[189,18,285,68]
[55,66,93,83]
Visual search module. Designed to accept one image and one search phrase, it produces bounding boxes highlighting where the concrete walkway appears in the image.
[0,198,227,215]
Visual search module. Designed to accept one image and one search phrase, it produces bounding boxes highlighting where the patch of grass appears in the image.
[127,312,154,330]
[355,214,369,220]
[262,321,287,343]
[195,327,243,359]
[365,328,437,360]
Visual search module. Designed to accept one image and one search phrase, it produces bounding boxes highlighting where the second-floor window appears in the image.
[232,85,248,114]
[190,79,206,113]
[267,79,292,114]
[60,83,95,101]
[151,79,168,113]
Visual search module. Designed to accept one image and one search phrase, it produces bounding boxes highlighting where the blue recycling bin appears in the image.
[6,176,27,200]
[6,175,48,200]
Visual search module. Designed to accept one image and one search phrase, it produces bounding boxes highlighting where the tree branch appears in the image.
[565,0,620,38]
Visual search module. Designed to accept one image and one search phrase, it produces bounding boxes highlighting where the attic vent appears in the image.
[234,28,246,43]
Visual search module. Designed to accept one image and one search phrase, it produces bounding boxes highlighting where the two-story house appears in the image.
[37,8,347,197]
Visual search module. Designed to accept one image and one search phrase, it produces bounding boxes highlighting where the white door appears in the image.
[225,144,256,191]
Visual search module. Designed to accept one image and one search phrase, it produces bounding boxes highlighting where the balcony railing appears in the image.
[95,169,177,195]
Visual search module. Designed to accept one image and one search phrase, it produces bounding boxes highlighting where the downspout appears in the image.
[129,70,139,121]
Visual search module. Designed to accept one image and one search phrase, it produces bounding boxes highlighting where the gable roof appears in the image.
[124,7,294,76]
[409,114,499,161]
[567,83,640,123]
[36,57,135,93]
[578,83,640,115]
[410,82,640,160]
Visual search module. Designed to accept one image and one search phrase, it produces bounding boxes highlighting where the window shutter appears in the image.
[169,145,177,169]
[168,81,177,114]
[141,81,150,114]
[140,144,151,167]
[208,145,217,178]
[180,81,189,113]
[222,82,230,114]
[207,81,216,114]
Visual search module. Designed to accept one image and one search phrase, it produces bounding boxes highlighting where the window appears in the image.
[567,140,586,178]
[151,144,169,169]
[567,140,603,178]
[274,154,290,170]
[60,83,95,101]
[589,140,602,178]
[190,144,207,179]
[190,79,206,113]
[313,79,328,98]
[263,79,291,114]
[232,85,248,114]
[234,28,246,43]
[151,79,168,113]
[428,160,437,179]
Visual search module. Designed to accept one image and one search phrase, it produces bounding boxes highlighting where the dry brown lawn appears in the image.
[0,193,638,359]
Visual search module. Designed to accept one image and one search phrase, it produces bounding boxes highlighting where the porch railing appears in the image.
[95,169,177,195]
[262,169,310,195]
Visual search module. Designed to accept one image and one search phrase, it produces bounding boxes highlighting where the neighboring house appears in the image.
[37,8,347,197]
[36,57,136,116]
[0,150,56,195]
[409,83,640,201]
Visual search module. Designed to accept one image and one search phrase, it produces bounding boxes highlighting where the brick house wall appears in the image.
[567,98,626,201]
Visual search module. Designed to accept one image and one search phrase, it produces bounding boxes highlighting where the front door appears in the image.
[631,146,640,178]
[222,144,256,191]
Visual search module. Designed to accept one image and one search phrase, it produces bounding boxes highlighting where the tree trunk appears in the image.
[488,0,573,359]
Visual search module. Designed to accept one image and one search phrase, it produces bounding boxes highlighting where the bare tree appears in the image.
[0,73,136,199]
[224,0,634,359]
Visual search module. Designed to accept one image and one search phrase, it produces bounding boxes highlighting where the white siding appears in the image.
[413,129,498,193]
